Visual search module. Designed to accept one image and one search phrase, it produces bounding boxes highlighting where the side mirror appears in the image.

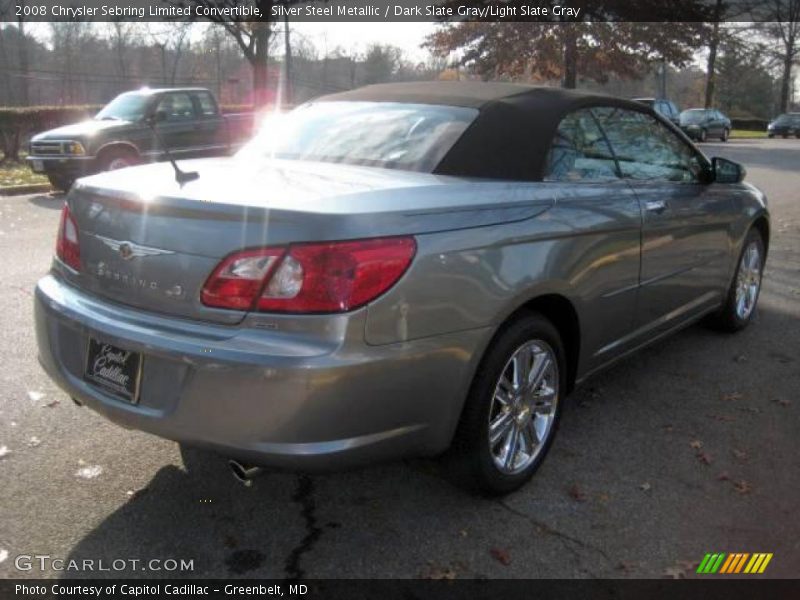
[712,157,746,184]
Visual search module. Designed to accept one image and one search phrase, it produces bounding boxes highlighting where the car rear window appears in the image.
[238,101,478,173]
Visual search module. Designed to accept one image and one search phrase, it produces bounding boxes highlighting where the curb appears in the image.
[0,183,53,197]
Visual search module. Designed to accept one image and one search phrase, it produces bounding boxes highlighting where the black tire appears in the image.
[452,312,566,495]
[698,128,707,143]
[708,228,765,332]
[98,147,139,172]
[47,174,74,192]
[721,128,729,142]
[795,132,800,139]
[768,134,774,138]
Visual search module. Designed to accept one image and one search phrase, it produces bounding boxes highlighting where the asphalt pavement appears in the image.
[0,139,798,579]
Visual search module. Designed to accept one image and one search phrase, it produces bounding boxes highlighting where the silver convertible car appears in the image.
[35,82,769,494]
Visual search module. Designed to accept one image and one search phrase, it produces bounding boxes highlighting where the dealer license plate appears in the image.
[84,338,142,403]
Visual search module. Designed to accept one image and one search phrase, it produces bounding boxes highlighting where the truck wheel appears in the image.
[698,129,707,142]
[99,148,139,172]
[721,128,729,142]
[452,312,565,495]
[47,174,74,192]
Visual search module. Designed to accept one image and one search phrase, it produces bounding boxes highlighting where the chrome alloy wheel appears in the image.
[735,241,762,320]
[488,340,559,475]
[108,158,131,171]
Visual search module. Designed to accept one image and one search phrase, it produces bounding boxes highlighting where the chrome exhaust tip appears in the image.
[228,460,262,487]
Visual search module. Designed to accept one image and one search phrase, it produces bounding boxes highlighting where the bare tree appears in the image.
[165,1,308,106]
[758,0,800,112]
[148,23,193,86]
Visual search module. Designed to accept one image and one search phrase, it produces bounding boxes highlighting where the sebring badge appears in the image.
[95,235,174,260]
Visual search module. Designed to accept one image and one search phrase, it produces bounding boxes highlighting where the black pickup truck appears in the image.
[27,87,255,191]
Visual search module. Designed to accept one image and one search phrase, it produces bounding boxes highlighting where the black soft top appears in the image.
[318,81,658,181]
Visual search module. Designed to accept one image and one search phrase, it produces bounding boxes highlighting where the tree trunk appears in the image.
[779,52,793,113]
[704,20,720,108]
[562,26,578,89]
[251,22,271,107]
[17,14,29,105]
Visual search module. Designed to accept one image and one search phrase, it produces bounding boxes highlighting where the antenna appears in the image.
[145,114,199,186]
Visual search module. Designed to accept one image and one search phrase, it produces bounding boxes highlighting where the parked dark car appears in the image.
[27,87,255,191]
[632,97,681,126]
[767,113,800,138]
[35,83,768,494]
[679,108,731,142]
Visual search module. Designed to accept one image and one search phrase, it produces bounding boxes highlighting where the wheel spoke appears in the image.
[512,346,531,390]
[523,419,539,451]
[533,386,556,414]
[489,412,514,447]
[527,352,551,393]
[502,425,521,470]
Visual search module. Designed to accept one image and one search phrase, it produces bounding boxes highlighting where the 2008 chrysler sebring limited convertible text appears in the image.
[35,83,769,494]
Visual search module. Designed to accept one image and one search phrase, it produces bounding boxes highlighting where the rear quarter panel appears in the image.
[365,181,643,381]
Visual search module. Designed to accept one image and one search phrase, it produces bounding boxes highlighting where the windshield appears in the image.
[680,110,709,125]
[237,101,478,173]
[772,114,797,125]
[95,93,149,121]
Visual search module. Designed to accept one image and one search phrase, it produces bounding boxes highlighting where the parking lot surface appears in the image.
[0,139,798,579]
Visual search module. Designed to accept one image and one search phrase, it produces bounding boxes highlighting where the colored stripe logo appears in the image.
[697,552,773,574]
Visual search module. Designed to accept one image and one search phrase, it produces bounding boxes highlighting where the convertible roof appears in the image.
[317,82,657,181]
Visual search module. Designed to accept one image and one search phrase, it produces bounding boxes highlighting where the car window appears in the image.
[195,92,218,117]
[544,108,619,181]
[155,93,196,122]
[592,107,705,183]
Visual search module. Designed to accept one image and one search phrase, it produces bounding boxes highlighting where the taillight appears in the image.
[56,204,81,271]
[201,237,416,314]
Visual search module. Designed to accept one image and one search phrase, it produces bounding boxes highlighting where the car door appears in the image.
[191,91,229,155]
[542,107,643,370]
[594,107,733,334]
[152,92,200,156]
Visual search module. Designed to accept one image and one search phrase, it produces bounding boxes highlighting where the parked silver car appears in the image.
[35,83,769,494]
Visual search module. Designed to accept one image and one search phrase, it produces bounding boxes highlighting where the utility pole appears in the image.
[283,14,292,106]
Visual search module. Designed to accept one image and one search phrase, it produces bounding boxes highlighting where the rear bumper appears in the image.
[34,273,488,470]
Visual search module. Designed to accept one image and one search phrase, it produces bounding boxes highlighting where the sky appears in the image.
[291,23,438,62]
[22,21,440,63]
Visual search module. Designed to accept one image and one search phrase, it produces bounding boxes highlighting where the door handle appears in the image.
[645,200,668,214]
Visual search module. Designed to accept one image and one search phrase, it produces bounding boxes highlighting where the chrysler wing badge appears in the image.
[95,235,175,260]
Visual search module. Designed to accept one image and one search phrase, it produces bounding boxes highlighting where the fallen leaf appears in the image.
[689,440,703,450]
[663,566,686,579]
[568,483,588,502]
[733,480,752,495]
[617,560,635,573]
[43,398,60,408]
[421,565,457,580]
[738,406,761,414]
[0,446,10,459]
[696,451,713,465]
[721,392,743,402]
[597,492,610,503]
[663,424,674,433]
[27,437,41,448]
[223,535,238,549]
[774,399,791,408]
[75,465,103,480]
[717,472,731,481]
[639,482,652,492]
[733,354,748,363]
[490,547,512,566]
[459,529,468,537]
[707,414,736,423]
[732,449,749,462]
